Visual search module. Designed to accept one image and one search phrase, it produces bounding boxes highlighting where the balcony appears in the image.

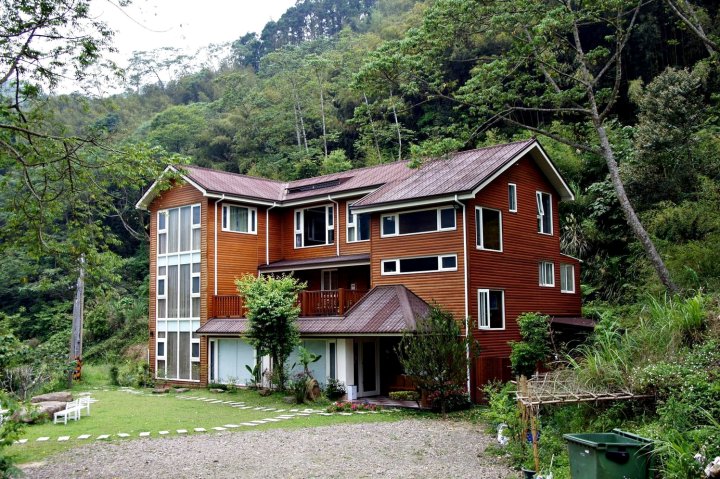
[213,288,368,318]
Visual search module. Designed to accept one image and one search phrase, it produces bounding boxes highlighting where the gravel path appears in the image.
[21,419,515,478]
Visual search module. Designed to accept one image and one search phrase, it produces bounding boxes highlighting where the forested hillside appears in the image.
[1,1,719,472]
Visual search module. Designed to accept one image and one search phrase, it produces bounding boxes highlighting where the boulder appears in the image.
[34,401,67,419]
[31,392,72,403]
[282,396,295,404]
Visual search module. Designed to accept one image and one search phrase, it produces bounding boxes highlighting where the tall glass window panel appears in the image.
[166,331,178,379]
[167,264,179,318]
[179,206,191,251]
[508,184,517,212]
[168,208,179,253]
[536,192,552,234]
[478,290,504,329]
[476,208,502,251]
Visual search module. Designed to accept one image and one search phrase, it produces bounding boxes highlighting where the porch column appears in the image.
[336,338,355,390]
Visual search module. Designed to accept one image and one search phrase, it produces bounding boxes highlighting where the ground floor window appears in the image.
[156,319,200,381]
[209,338,257,385]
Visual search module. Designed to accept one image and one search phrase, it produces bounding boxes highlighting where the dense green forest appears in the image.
[1,0,719,476]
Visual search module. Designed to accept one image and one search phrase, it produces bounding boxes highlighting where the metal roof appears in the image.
[196,285,429,336]
[258,254,370,273]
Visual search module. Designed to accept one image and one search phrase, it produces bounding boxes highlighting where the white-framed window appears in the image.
[221,204,257,234]
[381,206,456,237]
[381,254,457,275]
[536,191,552,235]
[475,207,503,251]
[539,261,555,287]
[508,183,517,212]
[478,289,505,329]
[560,263,575,293]
[156,204,201,382]
[326,340,337,380]
[347,203,370,242]
[294,205,334,248]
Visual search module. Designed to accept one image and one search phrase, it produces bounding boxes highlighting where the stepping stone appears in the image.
[139,432,150,437]
[240,406,252,409]
[212,427,226,431]
[159,431,169,435]
[277,415,295,418]
[275,417,291,420]
[253,407,262,410]
[250,420,267,424]
[297,413,311,416]
[177,429,187,434]
[339,412,352,416]
[263,418,280,422]
[319,413,333,416]
[194,428,206,432]
[36,437,49,442]
[241,422,258,426]
[78,434,91,439]
[289,409,299,412]
[276,409,286,412]
[58,436,70,442]
[96,435,110,440]
[223,424,239,428]
[210,400,223,404]
[117,433,130,438]
[17,439,28,444]
[356,411,368,414]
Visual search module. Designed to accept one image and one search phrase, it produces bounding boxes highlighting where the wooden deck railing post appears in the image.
[338,288,345,315]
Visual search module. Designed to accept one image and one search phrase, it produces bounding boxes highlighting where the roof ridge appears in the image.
[286,159,411,186]
[180,164,287,185]
[395,284,420,330]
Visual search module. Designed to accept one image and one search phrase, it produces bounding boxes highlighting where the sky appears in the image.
[94,0,297,61]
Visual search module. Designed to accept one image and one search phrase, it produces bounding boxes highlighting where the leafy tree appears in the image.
[235,274,306,390]
[509,313,551,378]
[396,305,476,416]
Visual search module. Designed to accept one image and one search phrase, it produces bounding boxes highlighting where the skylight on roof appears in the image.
[287,178,342,194]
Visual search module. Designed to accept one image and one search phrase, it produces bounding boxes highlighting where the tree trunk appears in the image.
[390,92,402,161]
[665,0,717,56]
[317,72,328,159]
[594,123,680,294]
[68,254,85,387]
[363,92,382,162]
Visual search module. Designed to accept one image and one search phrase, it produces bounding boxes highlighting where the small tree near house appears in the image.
[235,274,306,391]
[396,305,478,416]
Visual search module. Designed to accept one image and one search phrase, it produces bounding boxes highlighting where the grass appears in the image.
[7,365,414,464]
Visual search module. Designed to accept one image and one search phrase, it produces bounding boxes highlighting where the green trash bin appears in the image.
[563,429,653,479]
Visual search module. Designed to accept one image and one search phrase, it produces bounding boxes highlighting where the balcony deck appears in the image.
[213,288,368,318]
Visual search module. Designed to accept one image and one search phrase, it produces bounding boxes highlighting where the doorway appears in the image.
[357,338,380,397]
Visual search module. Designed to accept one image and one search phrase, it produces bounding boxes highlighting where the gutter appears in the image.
[328,195,340,257]
[214,195,225,296]
[455,194,471,394]
[266,202,277,265]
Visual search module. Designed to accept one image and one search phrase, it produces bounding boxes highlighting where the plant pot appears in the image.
[521,468,536,479]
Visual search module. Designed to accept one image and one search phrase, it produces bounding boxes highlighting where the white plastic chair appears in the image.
[53,400,82,425]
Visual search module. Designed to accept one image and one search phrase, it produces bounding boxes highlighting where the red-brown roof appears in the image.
[196,285,429,336]
[181,165,285,202]
[550,316,596,328]
[351,139,535,209]
[258,254,370,273]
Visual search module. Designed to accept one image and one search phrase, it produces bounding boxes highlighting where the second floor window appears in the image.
[560,263,575,293]
[536,191,552,234]
[478,289,504,329]
[157,204,200,255]
[539,261,555,287]
[295,205,334,247]
[381,254,457,275]
[381,207,456,237]
[222,205,256,234]
[476,207,502,251]
[347,204,370,242]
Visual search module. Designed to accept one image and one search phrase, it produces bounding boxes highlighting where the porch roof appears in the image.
[550,316,596,328]
[196,285,429,335]
[257,253,370,273]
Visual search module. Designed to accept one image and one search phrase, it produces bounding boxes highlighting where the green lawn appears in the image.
[8,379,412,464]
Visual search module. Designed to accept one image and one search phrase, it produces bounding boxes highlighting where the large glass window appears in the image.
[156,204,201,381]
[381,254,457,275]
[478,289,504,329]
[539,261,555,287]
[294,205,334,247]
[560,263,575,293]
[536,191,552,235]
[222,204,256,234]
[476,207,502,251]
[381,207,456,237]
[347,204,370,242]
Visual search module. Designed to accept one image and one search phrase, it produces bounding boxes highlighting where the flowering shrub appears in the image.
[427,383,471,413]
[326,401,381,413]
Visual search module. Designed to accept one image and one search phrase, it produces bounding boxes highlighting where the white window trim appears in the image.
[539,261,555,287]
[326,340,337,381]
[475,206,503,252]
[157,204,201,254]
[560,263,576,293]
[381,254,458,276]
[536,191,553,235]
[346,203,370,243]
[191,335,200,361]
[508,183,517,213]
[477,289,505,330]
[380,206,457,238]
[294,204,335,249]
[221,204,257,235]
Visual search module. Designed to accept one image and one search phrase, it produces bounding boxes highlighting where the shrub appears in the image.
[288,372,313,404]
[206,383,228,391]
[325,378,346,400]
[326,401,381,413]
[427,383,471,412]
[389,390,419,401]
[509,313,551,378]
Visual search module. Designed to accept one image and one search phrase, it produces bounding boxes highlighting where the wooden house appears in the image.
[136,139,582,401]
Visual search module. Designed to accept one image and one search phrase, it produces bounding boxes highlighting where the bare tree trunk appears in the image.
[389,92,402,161]
[316,72,328,159]
[594,121,680,294]
[665,0,718,56]
[289,78,309,154]
[293,101,302,151]
[68,254,85,387]
[363,92,382,162]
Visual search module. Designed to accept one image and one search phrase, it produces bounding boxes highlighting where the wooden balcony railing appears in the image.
[213,288,367,319]
[299,288,367,317]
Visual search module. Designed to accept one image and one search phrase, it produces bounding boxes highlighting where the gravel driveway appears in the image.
[21,419,515,478]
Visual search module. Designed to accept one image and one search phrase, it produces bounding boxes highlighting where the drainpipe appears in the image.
[455,195,471,395]
[266,202,277,266]
[328,195,340,257]
[214,196,225,296]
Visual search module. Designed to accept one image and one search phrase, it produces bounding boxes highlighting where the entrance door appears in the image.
[321,269,338,290]
[357,338,380,397]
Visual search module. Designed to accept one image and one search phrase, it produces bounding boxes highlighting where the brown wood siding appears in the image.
[339,198,372,256]
[280,202,337,260]
[214,202,264,296]
[148,183,207,385]
[370,207,466,319]
[467,155,582,387]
